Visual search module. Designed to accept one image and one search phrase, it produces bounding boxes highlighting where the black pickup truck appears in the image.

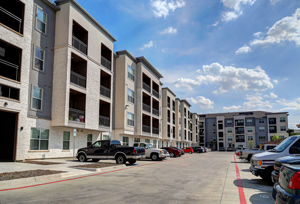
[76,140,145,164]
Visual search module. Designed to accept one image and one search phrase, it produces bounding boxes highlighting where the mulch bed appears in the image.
[0,170,65,181]
[23,161,64,165]
[72,163,122,168]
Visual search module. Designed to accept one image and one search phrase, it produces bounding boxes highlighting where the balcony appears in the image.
[72,35,87,55]
[168,132,170,137]
[99,115,110,127]
[0,84,19,100]
[269,126,277,133]
[236,138,245,142]
[71,71,86,88]
[0,1,24,34]
[173,119,175,125]
[152,127,159,135]
[143,103,151,113]
[143,125,151,133]
[269,118,276,125]
[143,82,151,93]
[0,59,19,81]
[173,106,175,111]
[168,117,170,123]
[235,128,244,134]
[168,102,170,108]
[153,89,159,98]
[69,108,85,123]
[100,85,110,98]
[101,56,111,71]
[152,108,159,116]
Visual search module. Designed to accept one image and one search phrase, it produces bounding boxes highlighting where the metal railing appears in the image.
[143,82,151,93]
[168,132,170,137]
[167,117,170,123]
[72,35,87,55]
[70,71,86,88]
[173,119,175,125]
[167,103,170,108]
[142,125,151,133]
[0,59,19,81]
[236,139,245,142]
[152,127,159,135]
[153,89,159,98]
[0,84,19,100]
[173,106,175,111]
[0,7,22,33]
[143,103,151,113]
[152,108,159,116]
[100,85,110,98]
[69,108,85,123]
[101,56,111,71]
[99,115,110,127]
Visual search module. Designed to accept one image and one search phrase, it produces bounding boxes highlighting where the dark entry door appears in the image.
[0,111,17,161]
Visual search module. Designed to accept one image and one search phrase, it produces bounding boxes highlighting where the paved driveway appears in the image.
[0,152,274,204]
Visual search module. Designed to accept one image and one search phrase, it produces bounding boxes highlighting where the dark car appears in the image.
[161,147,181,158]
[192,146,204,153]
[173,147,185,155]
[76,140,145,164]
[273,164,300,204]
[271,156,300,184]
[219,147,225,151]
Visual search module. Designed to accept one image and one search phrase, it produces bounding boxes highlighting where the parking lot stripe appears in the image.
[233,154,247,204]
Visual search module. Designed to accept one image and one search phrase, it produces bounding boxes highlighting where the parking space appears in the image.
[0,152,274,204]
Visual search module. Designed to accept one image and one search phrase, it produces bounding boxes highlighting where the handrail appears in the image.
[0,7,22,33]
[153,89,159,98]
[72,35,87,54]
[143,82,151,93]
[143,103,151,113]
[101,56,111,71]
[69,108,85,123]
[142,125,151,133]
[0,59,19,81]
[100,85,110,98]
[70,71,86,88]
[99,115,110,127]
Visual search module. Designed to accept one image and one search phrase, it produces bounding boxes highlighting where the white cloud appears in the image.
[273,79,279,84]
[188,96,214,109]
[250,8,300,47]
[223,105,242,112]
[221,0,256,21]
[264,92,278,99]
[160,27,177,34]
[270,0,282,5]
[212,21,219,27]
[236,45,252,54]
[277,98,300,110]
[151,0,186,18]
[222,11,241,22]
[173,78,200,90]
[253,32,263,38]
[140,41,154,50]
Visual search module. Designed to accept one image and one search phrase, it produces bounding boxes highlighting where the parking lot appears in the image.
[0,152,274,204]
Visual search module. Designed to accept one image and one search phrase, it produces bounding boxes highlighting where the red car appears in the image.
[161,147,181,157]
[183,147,194,154]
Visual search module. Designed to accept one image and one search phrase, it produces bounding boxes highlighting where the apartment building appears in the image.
[113,50,163,148]
[198,116,205,146]
[192,113,199,146]
[199,111,289,150]
[179,99,192,147]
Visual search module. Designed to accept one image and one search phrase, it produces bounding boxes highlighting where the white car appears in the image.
[240,144,277,161]
[133,143,170,161]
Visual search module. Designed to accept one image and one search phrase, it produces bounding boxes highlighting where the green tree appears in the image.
[272,134,280,141]
[248,140,255,149]
[209,139,214,148]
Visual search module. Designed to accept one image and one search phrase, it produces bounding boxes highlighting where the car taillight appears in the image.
[133,149,136,154]
[288,172,300,189]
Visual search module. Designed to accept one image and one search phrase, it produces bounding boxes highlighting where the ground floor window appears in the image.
[145,139,150,143]
[123,137,129,146]
[63,131,70,150]
[228,136,232,141]
[153,140,157,147]
[279,135,285,139]
[162,141,164,147]
[238,145,243,148]
[259,136,266,141]
[134,138,140,143]
[30,128,49,150]
[248,136,253,141]
[87,134,93,146]
[103,135,110,140]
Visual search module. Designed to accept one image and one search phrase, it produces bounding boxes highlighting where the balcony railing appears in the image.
[0,7,22,33]
[269,121,276,125]
[69,108,85,123]
[100,85,110,98]
[70,71,86,88]
[236,139,245,142]
[143,103,151,113]
[235,130,244,134]
[167,103,170,108]
[152,108,159,116]
[152,127,159,135]
[0,59,19,81]
[173,106,175,111]
[99,115,110,127]
[173,119,175,125]
[153,89,159,98]
[235,122,244,126]
[167,117,170,123]
[142,125,151,133]
[143,82,151,93]
[101,56,111,71]
[269,129,277,133]
[168,132,170,137]
[72,35,87,55]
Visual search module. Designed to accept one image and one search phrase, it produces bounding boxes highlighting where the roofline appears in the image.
[162,87,176,97]
[115,50,138,63]
[181,99,191,107]
[175,98,181,101]
[198,111,289,116]
[265,112,289,115]
[55,0,117,42]
[136,56,163,79]
[42,0,61,11]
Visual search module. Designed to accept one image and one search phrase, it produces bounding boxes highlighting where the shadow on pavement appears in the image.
[241,169,250,172]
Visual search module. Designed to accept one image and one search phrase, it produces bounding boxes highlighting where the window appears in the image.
[36,7,47,33]
[226,120,232,126]
[134,138,140,143]
[123,137,129,146]
[259,136,266,141]
[0,84,19,100]
[34,46,45,71]
[128,65,135,81]
[248,136,253,141]
[259,127,265,132]
[145,139,150,143]
[269,118,276,124]
[87,134,93,146]
[236,135,245,142]
[179,105,181,112]
[246,119,252,125]
[279,136,285,139]
[212,122,216,126]
[269,126,277,133]
[128,88,134,103]
[259,118,264,123]
[30,128,49,150]
[281,126,286,131]
[127,112,134,126]
[213,129,216,133]
[227,128,232,133]
[32,86,43,110]
[228,136,233,141]
[153,140,157,147]
[280,117,286,122]
[63,131,70,150]
[103,135,110,140]
[289,139,300,154]
[235,119,244,126]
[247,128,253,132]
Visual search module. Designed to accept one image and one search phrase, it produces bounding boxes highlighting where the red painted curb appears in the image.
[233,154,247,204]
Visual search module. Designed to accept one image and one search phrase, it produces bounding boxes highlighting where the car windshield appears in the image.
[146,143,154,148]
[273,137,298,152]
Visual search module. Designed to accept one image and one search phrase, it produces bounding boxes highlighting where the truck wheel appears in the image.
[78,154,87,162]
[92,159,100,162]
[262,168,273,185]
[128,159,136,164]
[170,152,175,158]
[151,153,159,161]
[116,155,126,164]
[247,155,252,162]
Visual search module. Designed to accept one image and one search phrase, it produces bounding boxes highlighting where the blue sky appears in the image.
[56,0,300,129]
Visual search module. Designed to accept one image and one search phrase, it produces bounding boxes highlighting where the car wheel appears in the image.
[128,159,136,164]
[170,152,175,158]
[92,159,100,162]
[151,153,159,161]
[78,154,87,162]
[247,155,252,162]
[189,151,192,154]
[116,155,126,164]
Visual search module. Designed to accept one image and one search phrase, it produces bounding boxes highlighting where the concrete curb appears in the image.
[71,164,126,172]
